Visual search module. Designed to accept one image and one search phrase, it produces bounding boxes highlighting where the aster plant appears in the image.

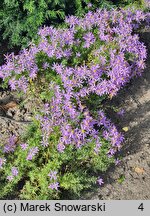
[0,8,149,199]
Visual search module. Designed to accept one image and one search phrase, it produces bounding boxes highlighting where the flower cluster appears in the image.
[26,147,39,160]
[3,135,17,153]
[0,9,147,94]
[0,8,148,194]
[48,170,59,190]
[7,167,18,182]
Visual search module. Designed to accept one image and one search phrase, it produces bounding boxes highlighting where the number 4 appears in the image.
[138,203,144,211]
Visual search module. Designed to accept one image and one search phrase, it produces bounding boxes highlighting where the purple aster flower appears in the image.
[26,147,39,160]
[63,49,72,58]
[43,103,50,114]
[136,59,146,70]
[97,177,104,186]
[94,140,102,154]
[117,109,125,116]
[99,56,106,65]
[38,26,54,38]
[43,62,49,69]
[83,32,95,48]
[94,147,100,154]
[61,29,74,46]
[9,78,17,90]
[135,10,146,21]
[48,170,57,180]
[41,134,49,147]
[52,63,63,75]
[4,52,15,62]
[40,116,53,135]
[29,65,38,79]
[3,135,17,153]
[17,76,28,93]
[11,167,18,176]
[87,3,92,8]
[108,148,116,157]
[65,15,79,27]
[57,143,65,153]
[115,158,121,165]
[48,183,55,190]
[76,52,81,57]
[20,143,28,150]
[48,182,59,190]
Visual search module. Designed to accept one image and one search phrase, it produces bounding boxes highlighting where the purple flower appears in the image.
[29,65,38,79]
[4,52,15,62]
[65,15,79,27]
[94,140,102,154]
[83,32,95,48]
[43,103,50,115]
[41,134,49,147]
[108,148,116,157]
[87,3,92,8]
[94,147,100,154]
[9,78,17,90]
[26,147,39,160]
[43,62,49,69]
[117,109,125,116]
[48,170,57,180]
[3,135,17,153]
[40,116,53,136]
[57,143,65,153]
[20,143,28,150]
[63,49,72,58]
[11,167,18,176]
[97,177,104,186]
[115,158,121,165]
[48,182,60,190]
[17,76,28,93]
[76,52,81,57]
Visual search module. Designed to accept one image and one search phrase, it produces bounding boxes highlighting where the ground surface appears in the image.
[0,29,150,200]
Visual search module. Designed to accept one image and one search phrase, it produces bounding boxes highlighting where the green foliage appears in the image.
[0,6,147,200]
[112,0,143,7]
[0,0,66,47]
[0,119,114,199]
[117,174,125,184]
[0,0,146,48]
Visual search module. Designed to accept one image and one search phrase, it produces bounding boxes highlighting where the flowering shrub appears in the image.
[0,8,148,199]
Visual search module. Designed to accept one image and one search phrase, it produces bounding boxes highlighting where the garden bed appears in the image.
[0,27,149,200]
[0,9,149,200]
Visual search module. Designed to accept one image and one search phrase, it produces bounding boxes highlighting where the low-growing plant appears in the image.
[0,8,148,199]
